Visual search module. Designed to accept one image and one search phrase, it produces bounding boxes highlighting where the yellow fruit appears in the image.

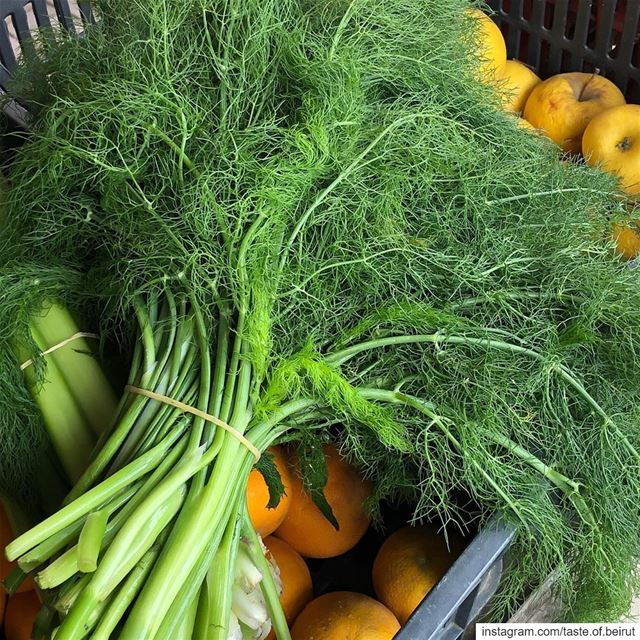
[582,104,640,195]
[275,445,372,559]
[372,524,463,625]
[466,9,507,81]
[497,60,541,113]
[247,446,292,537]
[613,224,640,260]
[523,72,625,153]
[291,592,400,640]
[264,536,313,639]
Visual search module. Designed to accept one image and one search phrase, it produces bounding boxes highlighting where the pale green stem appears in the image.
[91,546,160,640]
[197,509,241,640]
[219,310,247,424]
[176,592,200,639]
[358,387,530,530]
[485,187,620,206]
[482,426,595,526]
[35,433,189,584]
[279,113,423,273]
[27,322,96,483]
[144,122,196,173]
[53,485,187,640]
[55,574,91,615]
[331,332,640,464]
[555,364,640,463]
[6,427,185,561]
[37,546,80,590]
[242,510,291,640]
[152,546,215,640]
[77,510,109,572]
[327,332,542,366]
[31,302,118,438]
[210,310,230,419]
[145,481,247,640]
[119,352,254,639]
[65,395,149,503]
[186,304,213,475]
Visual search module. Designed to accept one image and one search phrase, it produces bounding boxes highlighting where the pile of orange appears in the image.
[247,445,463,639]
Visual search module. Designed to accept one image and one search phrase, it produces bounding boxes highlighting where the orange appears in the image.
[372,524,463,625]
[274,445,372,559]
[496,60,541,114]
[4,591,41,640]
[264,536,313,639]
[1,505,34,594]
[524,72,625,153]
[291,591,400,640]
[247,446,292,537]
[582,105,640,195]
[465,9,507,82]
[613,223,640,260]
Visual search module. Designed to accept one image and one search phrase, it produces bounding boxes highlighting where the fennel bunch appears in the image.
[1,0,640,634]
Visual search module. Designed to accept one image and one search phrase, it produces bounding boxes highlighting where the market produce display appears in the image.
[1,0,640,637]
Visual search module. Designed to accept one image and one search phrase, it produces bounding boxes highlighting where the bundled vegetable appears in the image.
[0,256,117,531]
[1,0,640,635]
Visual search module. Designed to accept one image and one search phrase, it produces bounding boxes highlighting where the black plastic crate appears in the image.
[397,519,516,640]
[487,0,640,102]
[0,0,93,84]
